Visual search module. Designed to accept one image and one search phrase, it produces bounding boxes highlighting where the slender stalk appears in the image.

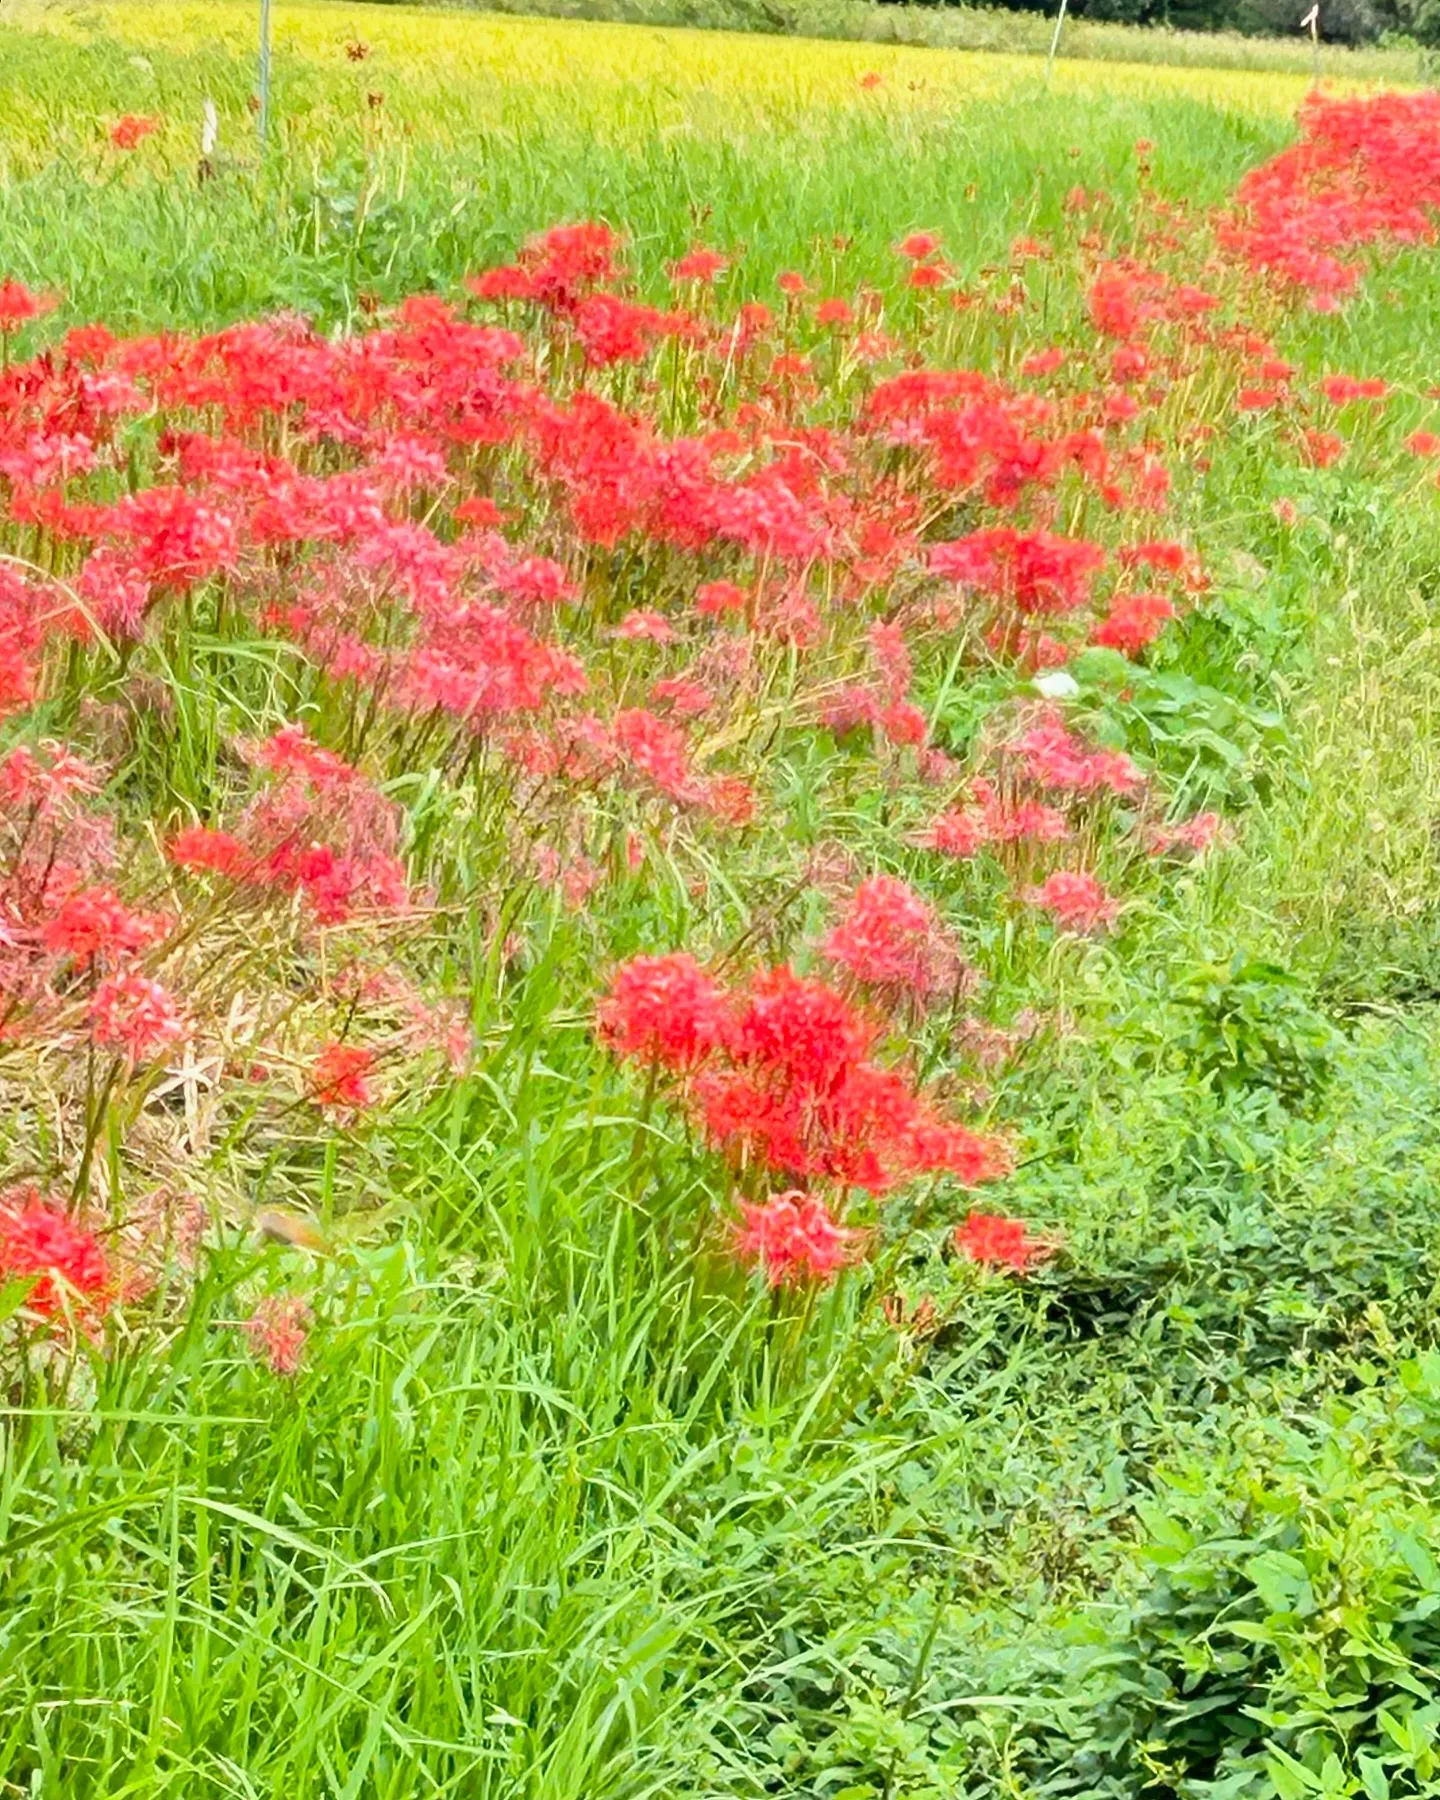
[1046,0,1070,85]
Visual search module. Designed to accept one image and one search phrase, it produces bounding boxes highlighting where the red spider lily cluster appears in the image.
[0,90,1433,1330]
[599,924,1013,1283]
[1221,91,1440,311]
[600,946,1010,1193]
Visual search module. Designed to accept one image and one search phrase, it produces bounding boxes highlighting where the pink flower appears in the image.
[243,1295,312,1376]
[0,1190,112,1318]
[1025,870,1119,934]
[308,1043,375,1113]
[89,973,188,1062]
[734,1190,858,1286]
[954,1210,1052,1273]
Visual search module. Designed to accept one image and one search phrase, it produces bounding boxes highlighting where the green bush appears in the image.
[1061,1356,1440,1797]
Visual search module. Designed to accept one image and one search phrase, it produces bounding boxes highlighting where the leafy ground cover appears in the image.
[5,5,1440,1797]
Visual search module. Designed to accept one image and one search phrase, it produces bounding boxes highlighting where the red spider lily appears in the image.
[612,707,697,804]
[1219,92,1440,310]
[734,1190,858,1286]
[1091,592,1176,656]
[670,246,729,285]
[1022,347,1066,378]
[0,281,58,332]
[1319,374,1388,407]
[701,773,757,828]
[308,1043,376,1113]
[598,952,727,1070]
[41,887,170,963]
[1011,713,1144,798]
[243,1295,312,1375]
[821,874,967,1001]
[0,95,1398,1339]
[868,620,912,703]
[613,609,678,643]
[931,529,1106,618]
[601,956,1007,1197]
[1118,541,1206,590]
[1025,870,1119,934]
[1148,811,1223,856]
[917,808,989,859]
[954,1210,1053,1273]
[453,496,506,527]
[880,701,927,748]
[109,114,161,150]
[0,1190,113,1318]
[650,676,713,717]
[168,726,412,924]
[89,972,188,1063]
[467,219,623,312]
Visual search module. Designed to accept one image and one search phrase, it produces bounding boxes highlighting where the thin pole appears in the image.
[1301,4,1319,85]
[1045,0,1070,86]
[258,0,272,146]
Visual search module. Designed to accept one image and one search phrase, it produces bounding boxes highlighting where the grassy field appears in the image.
[0,1,1387,328]
[4,5,1440,1799]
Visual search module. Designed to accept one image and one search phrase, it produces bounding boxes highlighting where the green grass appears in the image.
[0,3,1315,330]
[451,0,1429,81]
[5,6,1440,1798]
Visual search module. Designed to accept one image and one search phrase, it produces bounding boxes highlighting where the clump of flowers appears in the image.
[600,909,1010,1289]
[0,1189,113,1321]
[0,85,1427,1354]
